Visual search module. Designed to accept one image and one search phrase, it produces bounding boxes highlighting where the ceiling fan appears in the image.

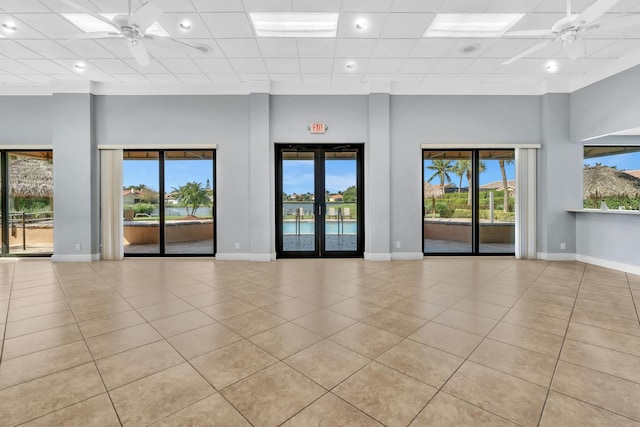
[60,0,205,66]
[503,0,640,65]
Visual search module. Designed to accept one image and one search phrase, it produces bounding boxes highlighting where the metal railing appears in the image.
[6,211,53,250]
[337,207,344,236]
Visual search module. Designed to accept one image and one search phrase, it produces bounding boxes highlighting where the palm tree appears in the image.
[454,160,471,194]
[426,160,454,193]
[173,181,210,217]
[499,160,514,212]
[465,161,487,206]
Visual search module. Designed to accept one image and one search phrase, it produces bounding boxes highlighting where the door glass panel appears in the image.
[281,151,315,252]
[8,152,54,255]
[479,150,515,253]
[164,151,214,255]
[423,150,472,253]
[123,151,160,255]
[324,151,358,252]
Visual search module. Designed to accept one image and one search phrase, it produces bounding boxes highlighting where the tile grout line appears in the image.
[0,260,16,364]
[535,262,587,427]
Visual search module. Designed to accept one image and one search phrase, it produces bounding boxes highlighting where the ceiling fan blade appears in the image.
[502,38,558,65]
[563,37,586,59]
[143,35,205,55]
[58,0,121,32]
[129,2,163,32]
[590,13,640,33]
[504,29,555,37]
[66,32,122,40]
[575,0,620,25]
[129,40,150,66]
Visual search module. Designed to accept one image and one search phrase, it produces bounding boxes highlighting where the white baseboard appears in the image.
[364,252,391,261]
[215,252,251,261]
[537,252,577,261]
[391,252,424,260]
[249,253,274,262]
[51,253,100,262]
[576,254,640,276]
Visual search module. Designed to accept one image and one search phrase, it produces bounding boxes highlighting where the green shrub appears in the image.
[133,203,154,215]
[453,209,471,218]
[436,203,454,218]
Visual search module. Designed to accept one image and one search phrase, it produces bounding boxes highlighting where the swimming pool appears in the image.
[283,221,357,234]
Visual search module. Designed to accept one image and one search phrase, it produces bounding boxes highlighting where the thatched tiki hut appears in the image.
[424,182,444,218]
[583,165,640,205]
[9,157,53,210]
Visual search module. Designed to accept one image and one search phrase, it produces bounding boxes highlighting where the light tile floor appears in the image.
[0,257,639,426]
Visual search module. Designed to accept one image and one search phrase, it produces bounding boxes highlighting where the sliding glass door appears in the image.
[276,144,364,258]
[0,151,54,256]
[123,150,215,256]
[423,149,515,255]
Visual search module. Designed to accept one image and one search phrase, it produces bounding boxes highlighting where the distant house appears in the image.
[479,180,516,192]
[165,192,179,205]
[430,183,457,194]
[123,189,142,205]
[329,194,344,202]
[624,170,640,179]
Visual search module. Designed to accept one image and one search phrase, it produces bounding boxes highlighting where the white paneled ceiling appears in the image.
[0,0,638,94]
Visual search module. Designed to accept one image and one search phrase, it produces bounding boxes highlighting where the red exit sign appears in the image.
[310,123,327,134]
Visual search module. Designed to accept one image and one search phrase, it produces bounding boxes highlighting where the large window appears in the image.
[1,151,53,256]
[123,150,215,256]
[583,146,640,210]
[423,149,515,255]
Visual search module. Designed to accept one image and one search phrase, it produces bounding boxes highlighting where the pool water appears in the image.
[283,221,357,234]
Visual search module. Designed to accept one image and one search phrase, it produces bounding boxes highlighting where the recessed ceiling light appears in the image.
[2,22,18,33]
[355,18,368,31]
[346,62,356,70]
[423,13,524,38]
[250,13,338,37]
[61,13,170,37]
[459,43,481,54]
[179,20,192,31]
[73,62,87,73]
[545,60,559,73]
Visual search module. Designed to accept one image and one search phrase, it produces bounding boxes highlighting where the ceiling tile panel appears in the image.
[486,0,541,13]
[0,40,41,58]
[243,0,292,12]
[297,39,336,57]
[201,13,254,38]
[123,58,170,73]
[392,73,426,82]
[380,13,433,38]
[331,73,363,81]
[229,57,267,73]
[89,58,136,73]
[270,74,301,82]
[17,40,78,58]
[0,13,45,38]
[299,58,333,73]
[429,58,474,73]
[333,57,368,73]
[158,58,201,73]
[337,13,386,38]
[189,0,244,12]
[258,39,298,57]
[159,14,212,39]
[397,58,437,73]
[145,73,180,83]
[292,0,341,12]
[438,0,494,12]
[335,39,377,57]
[13,13,80,38]
[264,57,299,73]
[57,40,116,58]
[391,0,444,12]
[148,0,195,12]
[461,58,503,74]
[237,73,269,81]
[207,73,240,82]
[372,39,418,57]
[113,73,149,83]
[193,57,235,73]
[217,39,262,58]
[1,0,50,12]
[0,58,39,73]
[341,0,393,12]
[0,74,27,83]
[410,39,455,57]
[365,58,403,73]
[302,74,331,82]
[18,58,71,74]
[21,74,54,83]
[175,73,211,83]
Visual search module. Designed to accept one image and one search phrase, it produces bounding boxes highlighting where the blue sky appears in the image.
[584,152,640,170]
[124,160,213,192]
[283,159,356,195]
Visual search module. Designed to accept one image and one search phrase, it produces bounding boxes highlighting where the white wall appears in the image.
[0,96,52,145]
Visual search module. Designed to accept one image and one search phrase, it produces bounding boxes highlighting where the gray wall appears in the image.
[571,65,640,142]
[576,213,640,267]
[390,95,542,255]
[95,95,251,256]
[538,94,581,256]
[0,96,52,145]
